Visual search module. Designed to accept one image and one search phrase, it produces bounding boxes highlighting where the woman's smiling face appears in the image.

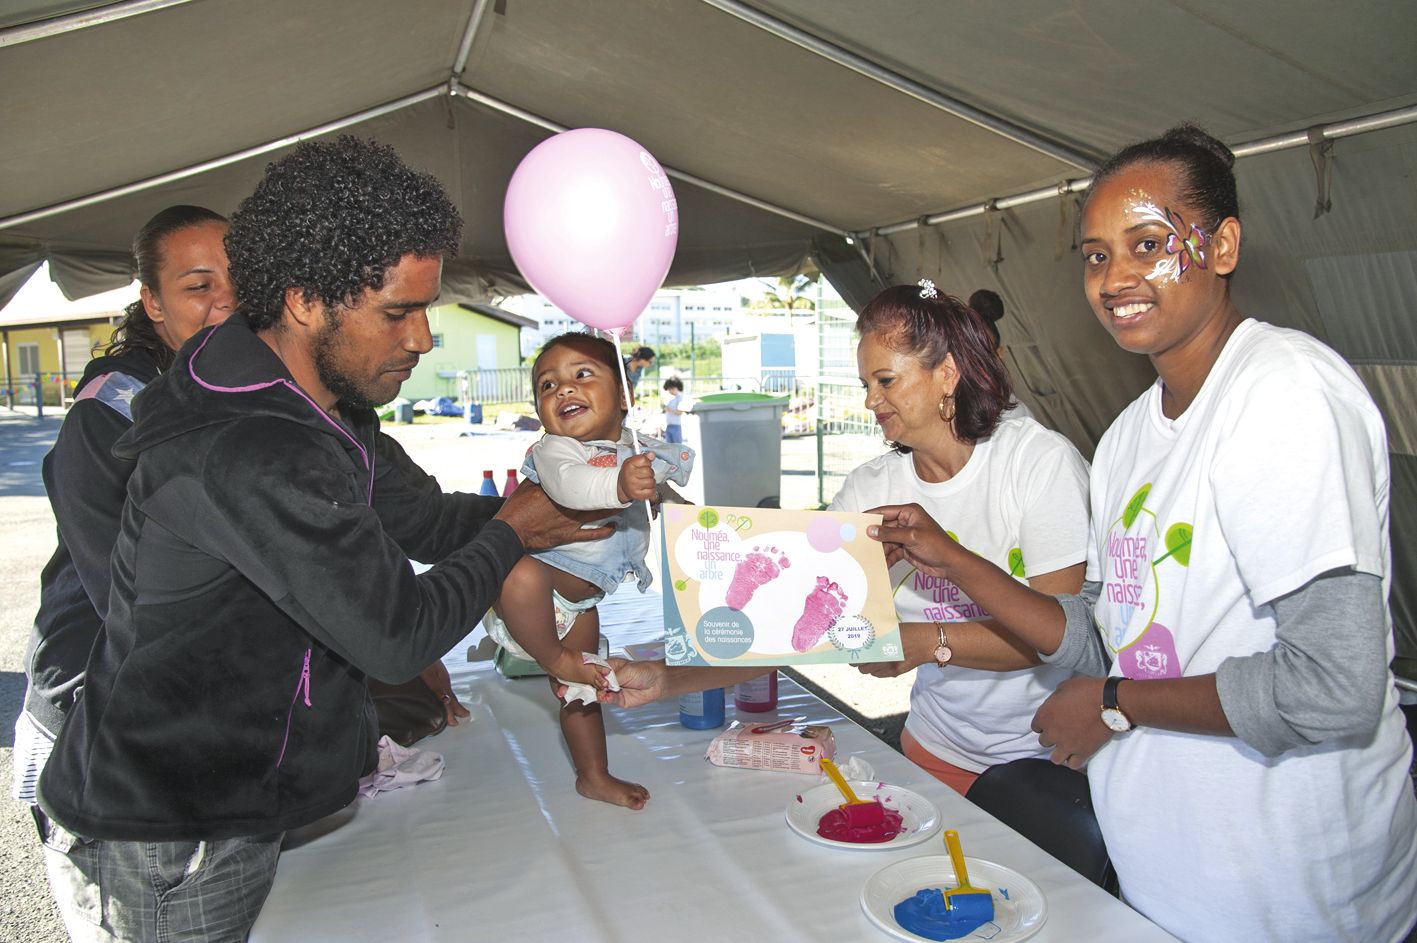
[856,329,955,449]
[534,341,626,442]
[1080,161,1239,361]
[141,221,235,351]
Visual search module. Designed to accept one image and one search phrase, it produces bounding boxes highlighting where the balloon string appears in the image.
[608,329,655,524]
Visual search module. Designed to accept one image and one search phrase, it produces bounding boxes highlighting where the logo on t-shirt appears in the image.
[890,531,992,622]
[1101,483,1191,679]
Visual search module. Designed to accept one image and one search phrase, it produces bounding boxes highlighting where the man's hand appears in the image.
[616,453,656,504]
[417,661,470,727]
[1031,676,1115,769]
[867,503,969,577]
[494,482,615,552]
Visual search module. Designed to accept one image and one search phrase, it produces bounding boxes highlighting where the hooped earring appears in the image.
[938,392,956,424]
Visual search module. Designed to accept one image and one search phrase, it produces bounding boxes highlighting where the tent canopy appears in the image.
[4,0,1417,657]
[4,0,1413,300]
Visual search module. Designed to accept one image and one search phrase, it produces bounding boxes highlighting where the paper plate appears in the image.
[785,781,941,851]
[861,855,1046,943]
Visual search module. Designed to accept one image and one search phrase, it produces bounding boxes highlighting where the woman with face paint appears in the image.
[867,126,1417,942]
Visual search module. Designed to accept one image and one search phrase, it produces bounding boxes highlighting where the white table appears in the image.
[251,590,1176,942]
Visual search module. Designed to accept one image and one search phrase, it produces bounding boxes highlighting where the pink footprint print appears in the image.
[726,547,788,610]
[791,577,848,652]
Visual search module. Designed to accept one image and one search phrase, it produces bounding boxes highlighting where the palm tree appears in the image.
[749,273,818,314]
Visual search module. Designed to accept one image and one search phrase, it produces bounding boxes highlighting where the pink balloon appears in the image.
[503,128,679,333]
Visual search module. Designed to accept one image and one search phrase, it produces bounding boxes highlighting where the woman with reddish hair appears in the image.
[604,281,1092,796]
[828,281,1092,794]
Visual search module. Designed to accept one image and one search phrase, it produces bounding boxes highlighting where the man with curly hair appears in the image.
[36,136,613,940]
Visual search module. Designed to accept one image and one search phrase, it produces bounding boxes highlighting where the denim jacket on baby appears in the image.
[522,429,695,595]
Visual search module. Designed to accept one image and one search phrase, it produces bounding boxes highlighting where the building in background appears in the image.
[517,285,743,355]
[411,303,537,404]
[0,264,130,406]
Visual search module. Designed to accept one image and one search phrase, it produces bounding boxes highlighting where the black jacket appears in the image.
[39,318,522,841]
[27,347,161,735]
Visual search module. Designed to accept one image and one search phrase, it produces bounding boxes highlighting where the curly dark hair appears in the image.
[104,205,227,369]
[226,135,462,330]
[856,284,1013,448]
[1085,123,1238,232]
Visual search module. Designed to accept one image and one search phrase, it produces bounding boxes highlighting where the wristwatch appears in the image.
[931,622,952,668]
[1100,676,1134,732]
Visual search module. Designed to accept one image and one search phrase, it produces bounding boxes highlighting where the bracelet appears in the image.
[931,622,953,667]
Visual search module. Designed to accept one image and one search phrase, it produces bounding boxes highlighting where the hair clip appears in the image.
[917,278,938,300]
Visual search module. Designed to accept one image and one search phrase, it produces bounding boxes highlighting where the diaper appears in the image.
[483,589,605,661]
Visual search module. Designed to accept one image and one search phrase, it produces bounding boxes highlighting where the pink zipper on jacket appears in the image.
[275,648,313,769]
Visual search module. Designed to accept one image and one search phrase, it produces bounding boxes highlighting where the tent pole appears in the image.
[1231,105,1417,158]
[695,0,1100,172]
[451,0,496,78]
[856,103,1417,240]
[0,87,446,231]
[451,82,848,236]
[0,0,196,48]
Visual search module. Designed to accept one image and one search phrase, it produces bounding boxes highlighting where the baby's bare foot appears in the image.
[725,546,789,610]
[791,576,849,652]
[577,770,651,810]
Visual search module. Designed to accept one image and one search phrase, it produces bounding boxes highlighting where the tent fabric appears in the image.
[2,0,1416,658]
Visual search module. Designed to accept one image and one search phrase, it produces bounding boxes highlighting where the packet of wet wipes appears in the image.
[705,720,836,774]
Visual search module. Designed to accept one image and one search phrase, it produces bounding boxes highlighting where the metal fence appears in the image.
[437,367,535,408]
[3,372,71,408]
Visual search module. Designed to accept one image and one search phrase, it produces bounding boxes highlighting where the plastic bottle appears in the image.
[734,671,778,713]
[478,470,499,496]
[502,469,519,496]
[678,688,726,729]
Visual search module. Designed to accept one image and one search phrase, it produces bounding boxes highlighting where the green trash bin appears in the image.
[690,391,788,508]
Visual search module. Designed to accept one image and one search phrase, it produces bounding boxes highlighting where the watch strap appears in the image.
[1100,675,1134,732]
[1102,675,1126,709]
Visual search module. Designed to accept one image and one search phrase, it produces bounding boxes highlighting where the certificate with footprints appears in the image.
[660,505,902,666]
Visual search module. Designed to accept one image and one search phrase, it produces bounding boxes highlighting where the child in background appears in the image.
[484,332,693,809]
[662,377,685,443]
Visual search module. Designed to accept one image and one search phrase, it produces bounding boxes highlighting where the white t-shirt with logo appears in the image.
[830,414,1090,771]
[1086,319,1417,942]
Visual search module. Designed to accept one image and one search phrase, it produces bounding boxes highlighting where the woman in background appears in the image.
[14,206,236,810]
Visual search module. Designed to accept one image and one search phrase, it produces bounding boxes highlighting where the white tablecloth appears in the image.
[251,590,1175,942]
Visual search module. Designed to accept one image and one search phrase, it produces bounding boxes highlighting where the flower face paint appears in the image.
[1081,166,1237,364]
[1130,200,1210,284]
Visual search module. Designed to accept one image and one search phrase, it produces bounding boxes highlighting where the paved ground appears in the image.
[0,407,908,943]
[0,407,67,942]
